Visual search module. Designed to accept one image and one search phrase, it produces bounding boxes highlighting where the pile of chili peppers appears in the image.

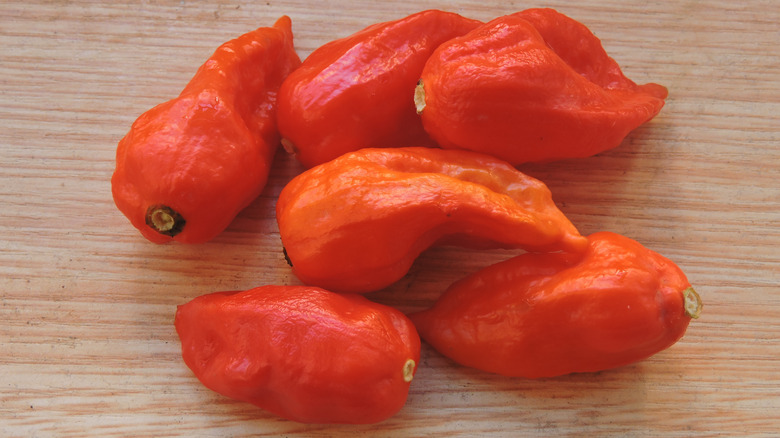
[112,9,702,424]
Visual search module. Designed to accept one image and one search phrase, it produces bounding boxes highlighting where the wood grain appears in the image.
[1,0,778,436]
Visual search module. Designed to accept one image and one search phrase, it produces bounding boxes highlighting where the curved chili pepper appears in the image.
[415,8,668,165]
[112,17,301,243]
[410,231,702,378]
[175,285,420,424]
[276,147,588,294]
[277,10,480,168]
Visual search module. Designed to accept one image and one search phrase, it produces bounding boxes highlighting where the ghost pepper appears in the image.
[415,8,668,165]
[276,147,587,293]
[112,17,301,243]
[175,285,420,424]
[277,10,480,168]
[410,231,702,378]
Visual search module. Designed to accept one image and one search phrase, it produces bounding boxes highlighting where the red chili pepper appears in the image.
[410,231,702,378]
[175,285,420,424]
[415,8,668,165]
[112,17,301,243]
[277,10,480,168]
[276,147,588,294]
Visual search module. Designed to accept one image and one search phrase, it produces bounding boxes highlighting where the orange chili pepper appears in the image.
[415,8,668,165]
[277,10,480,168]
[410,231,702,378]
[112,17,301,243]
[276,147,588,294]
[175,285,420,424]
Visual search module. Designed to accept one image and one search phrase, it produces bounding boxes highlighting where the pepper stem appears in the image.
[281,138,298,155]
[414,80,426,114]
[282,246,293,267]
[145,205,185,237]
[402,358,416,383]
[683,287,702,319]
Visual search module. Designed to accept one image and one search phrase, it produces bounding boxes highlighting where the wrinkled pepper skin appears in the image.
[112,17,301,243]
[277,10,480,168]
[175,285,420,424]
[415,8,669,165]
[410,231,702,378]
[276,147,588,294]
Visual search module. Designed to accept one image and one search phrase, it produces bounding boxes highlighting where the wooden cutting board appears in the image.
[1,0,778,436]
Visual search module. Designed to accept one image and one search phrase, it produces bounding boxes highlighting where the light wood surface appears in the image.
[2,1,778,436]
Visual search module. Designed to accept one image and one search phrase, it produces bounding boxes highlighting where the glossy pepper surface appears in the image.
[276,147,588,294]
[175,285,420,424]
[415,8,669,165]
[277,10,480,168]
[112,17,301,243]
[410,231,702,378]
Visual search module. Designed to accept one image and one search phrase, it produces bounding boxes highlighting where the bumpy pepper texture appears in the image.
[411,231,702,378]
[112,17,301,243]
[175,285,420,424]
[416,8,668,165]
[277,10,480,168]
[276,147,588,294]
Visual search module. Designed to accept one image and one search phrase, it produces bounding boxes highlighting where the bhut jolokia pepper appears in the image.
[277,10,480,168]
[175,285,420,424]
[415,8,669,165]
[276,147,588,294]
[111,17,301,243]
[410,231,702,378]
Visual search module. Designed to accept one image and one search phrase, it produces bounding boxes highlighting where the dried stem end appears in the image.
[281,138,298,155]
[145,205,185,237]
[282,246,293,267]
[683,287,702,319]
[414,80,426,114]
[402,358,416,383]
